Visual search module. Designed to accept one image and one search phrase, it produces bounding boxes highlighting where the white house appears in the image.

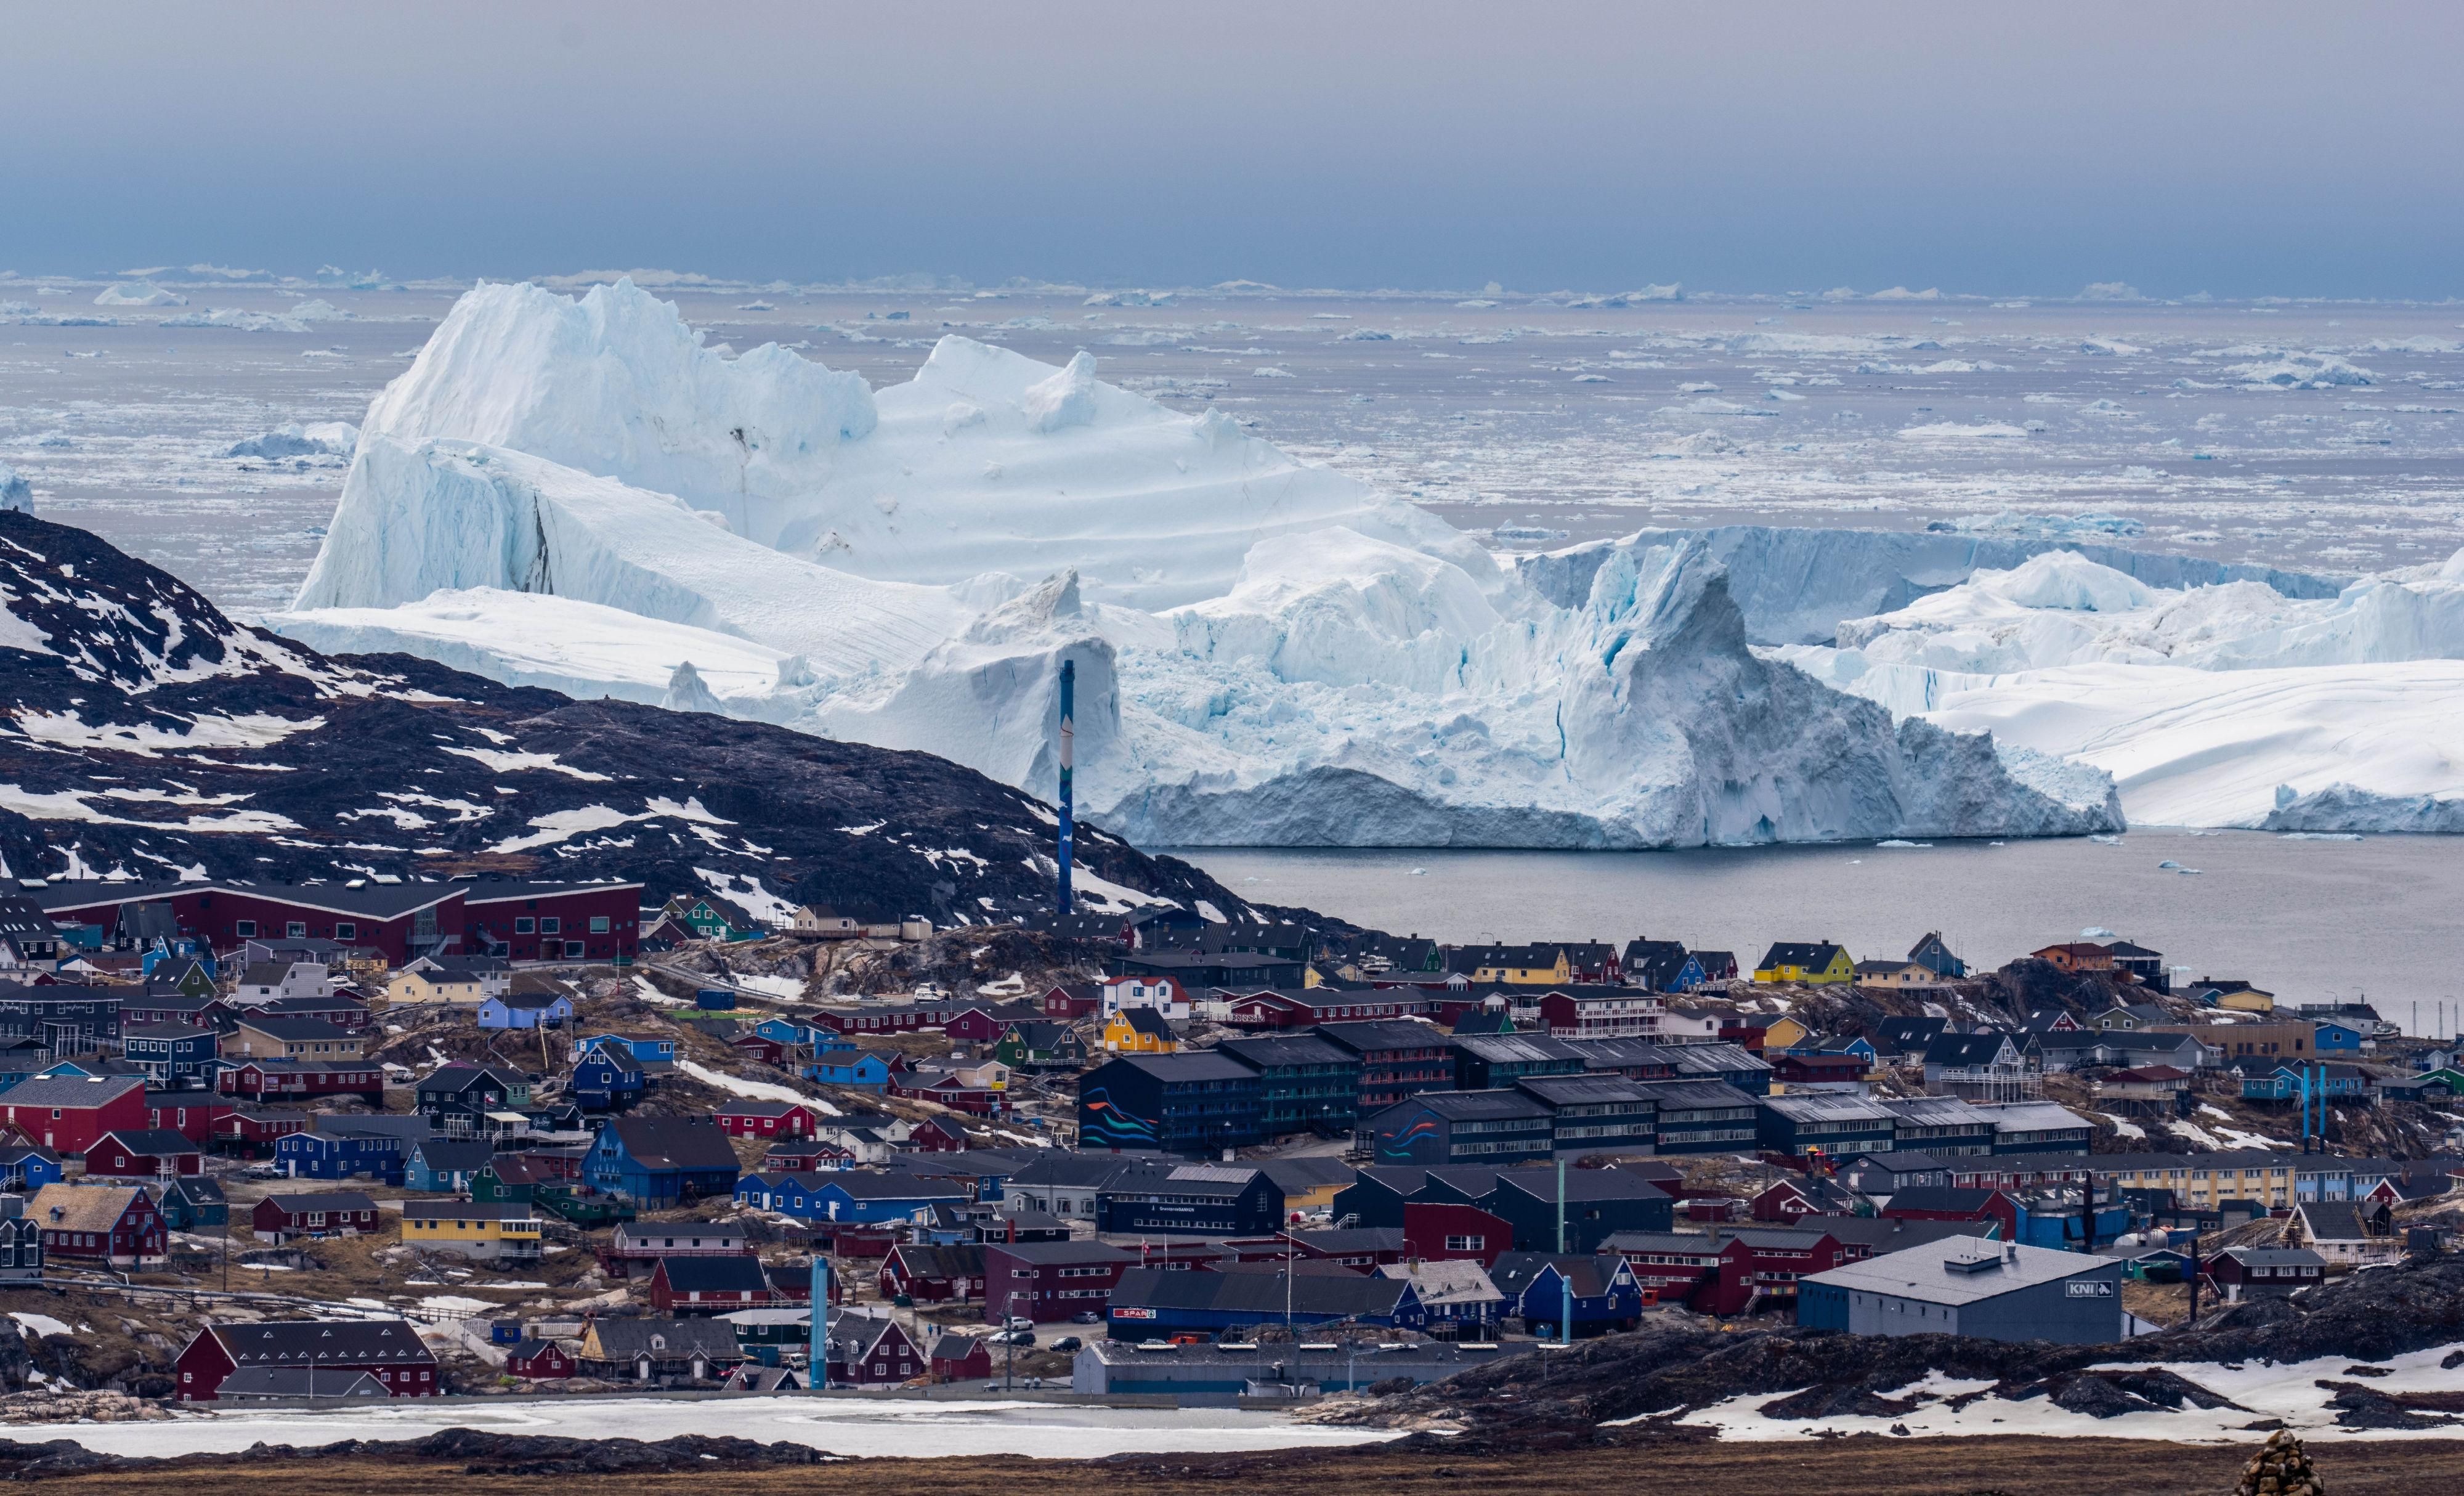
[1101,974,1190,1023]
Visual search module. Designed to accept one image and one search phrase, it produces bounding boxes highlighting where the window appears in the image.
[590,916,611,933]
[541,917,562,935]
[235,921,256,938]
[286,921,307,938]
[565,941,586,959]
[514,917,535,935]
[334,922,356,939]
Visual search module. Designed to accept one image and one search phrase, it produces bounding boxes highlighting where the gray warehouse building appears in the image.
[1796,1238,2124,1344]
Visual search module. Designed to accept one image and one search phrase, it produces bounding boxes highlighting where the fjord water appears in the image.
[1179,830,2464,1034]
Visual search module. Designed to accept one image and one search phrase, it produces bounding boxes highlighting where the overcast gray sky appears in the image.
[6,1,2460,296]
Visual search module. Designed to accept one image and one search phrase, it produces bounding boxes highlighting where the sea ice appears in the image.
[91,282,185,307]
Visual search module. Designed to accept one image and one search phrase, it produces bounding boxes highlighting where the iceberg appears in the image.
[92,282,186,307]
[222,422,362,461]
[0,463,29,513]
[275,278,2138,848]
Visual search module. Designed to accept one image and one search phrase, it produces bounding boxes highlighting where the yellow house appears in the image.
[1462,945,1573,986]
[2094,1158,2293,1209]
[1753,941,1855,985]
[399,1200,543,1261]
[386,966,484,1007]
[1103,1007,1178,1055]
[1759,1015,1812,1052]
[2215,987,2276,1014]
[225,1017,367,1060]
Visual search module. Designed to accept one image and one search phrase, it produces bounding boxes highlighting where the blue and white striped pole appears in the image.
[1056,659,1075,914]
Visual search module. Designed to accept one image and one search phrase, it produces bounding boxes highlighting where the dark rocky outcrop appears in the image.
[0,512,1259,922]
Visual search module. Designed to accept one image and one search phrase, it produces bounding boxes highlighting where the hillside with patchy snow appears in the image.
[0,511,1248,920]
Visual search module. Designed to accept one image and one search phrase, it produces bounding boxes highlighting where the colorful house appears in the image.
[663,892,762,942]
[582,1116,741,1206]
[571,1041,647,1110]
[1102,1007,1178,1055]
[30,1182,164,1266]
[478,992,574,1030]
[802,1051,890,1091]
[1753,942,1855,985]
[399,1200,544,1261]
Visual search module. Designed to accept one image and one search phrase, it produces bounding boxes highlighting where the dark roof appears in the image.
[1313,1019,1449,1055]
[95,1128,198,1157]
[1488,1168,1669,1205]
[420,1063,528,1091]
[2298,1201,2378,1242]
[400,1200,538,1222]
[1215,1035,1356,1070]
[819,1173,971,1201]
[411,1137,495,1171]
[1758,941,1844,970]
[261,1192,378,1215]
[1924,1031,2019,1066]
[1101,1051,1257,1084]
[983,1239,1141,1266]
[588,1317,740,1361]
[889,1243,986,1280]
[1884,1186,2008,1214]
[1255,1156,1358,1192]
[0,1075,145,1108]
[1489,1251,1623,1299]
[657,1254,773,1293]
[1107,1264,1412,1319]
[1403,1089,1550,1122]
[1121,1007,1175,1039]
[605,1118,742,1172]
[460,880,643,906]
[1449,1033,1585,1065]
[121,1022,220,1042]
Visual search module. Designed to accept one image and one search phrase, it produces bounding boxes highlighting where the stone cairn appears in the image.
[2236,1429,2322,1496]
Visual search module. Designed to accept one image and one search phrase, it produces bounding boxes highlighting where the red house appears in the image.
[212,1105,311,1155]
[1040,984,1100,1021]
[218,1058,384,1102]
[38,880,468,968]
[175,1320,437,1402]
[1706,1226,1847,1315]
[904,1116,975,1150]
[462,880,645,965]
[1400,1203,1512,1269]
[1879,1186,2020,1241]
[648,1254,776,1314]
[893,1076,1005,1118]
[981,1240,1139,1322]
[84,1128,205,1179]
[143,1092,236,1147]
[0,1076,148,1155]
[761,1138,853,1173]
[506,1338,575,1380]
[254,1191,382,1242]
[877,1243,985,1304]
[929,1333,994,1382]
[29,1182,165,1266]
[713,1100,822,1140]
[825,1309,928,1386]
[732,1034,788,1067]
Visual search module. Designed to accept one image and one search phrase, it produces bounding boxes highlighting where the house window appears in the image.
[334,922,356,939]
[541,917,562,935]
[235,921,256,938]
[515,917,535,934]
[286,922,307,938]
[590,916,610,933]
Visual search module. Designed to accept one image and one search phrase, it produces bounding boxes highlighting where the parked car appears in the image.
[1004,1315,1034,1331]
[1069,1311,1102,1324]
[1052,1336,1082,1352]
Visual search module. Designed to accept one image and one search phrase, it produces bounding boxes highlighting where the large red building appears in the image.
[35,879,644,967]
[0,1075,148,1154]
[175,1320,439,1401]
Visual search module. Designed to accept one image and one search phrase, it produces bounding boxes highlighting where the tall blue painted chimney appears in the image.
[1056,658,1075,914]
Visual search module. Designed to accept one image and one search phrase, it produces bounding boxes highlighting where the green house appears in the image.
[994,1020,1085,1070]
[663,892,761,942]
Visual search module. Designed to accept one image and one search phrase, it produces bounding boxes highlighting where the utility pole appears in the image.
[1556,1158,1573,1346]
[2185,1228,2200,1328]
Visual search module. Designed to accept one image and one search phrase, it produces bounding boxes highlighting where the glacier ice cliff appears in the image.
[271,278,2147,847]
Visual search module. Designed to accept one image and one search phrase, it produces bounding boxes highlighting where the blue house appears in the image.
[2012,1195,2136,1250]
[1488,1252,1646,1338]
[569,1033,676,1065]
[275,1126,409,1185]
[734,1171,832,1219]
[2310,1021,2365,1057]
[161,1176,228,1230]
[406,1136,495,1193]
[805,1173,971,1224]
[479,992,575,1030]
[582,1116,740,1206]
[2242,1063,2370,1103]
[803,1052,891,1091]
[756,1017,820,1048]
[0,1142,63,1192]
[571,1041,646,1110]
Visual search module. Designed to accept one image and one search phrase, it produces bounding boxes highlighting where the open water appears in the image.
[1179,829,2464,1036]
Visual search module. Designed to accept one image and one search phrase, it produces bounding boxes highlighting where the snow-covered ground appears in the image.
[7,1396,1395,1460]
[1658,1340,2464,1443]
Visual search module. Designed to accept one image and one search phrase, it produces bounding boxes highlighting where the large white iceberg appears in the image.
[1783,549,2464,827]
[275,278,2140,848]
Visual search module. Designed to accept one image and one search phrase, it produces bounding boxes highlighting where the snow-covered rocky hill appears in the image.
[0,511,1252,919]
[267,278,2127,848]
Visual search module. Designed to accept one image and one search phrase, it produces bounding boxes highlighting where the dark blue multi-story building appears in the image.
[1093,1163,1284,1237]
[1076,1053,1262,1154]
[1214,1035,1359,1136]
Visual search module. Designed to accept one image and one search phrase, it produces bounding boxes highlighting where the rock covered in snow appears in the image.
[0,510,1250,922]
